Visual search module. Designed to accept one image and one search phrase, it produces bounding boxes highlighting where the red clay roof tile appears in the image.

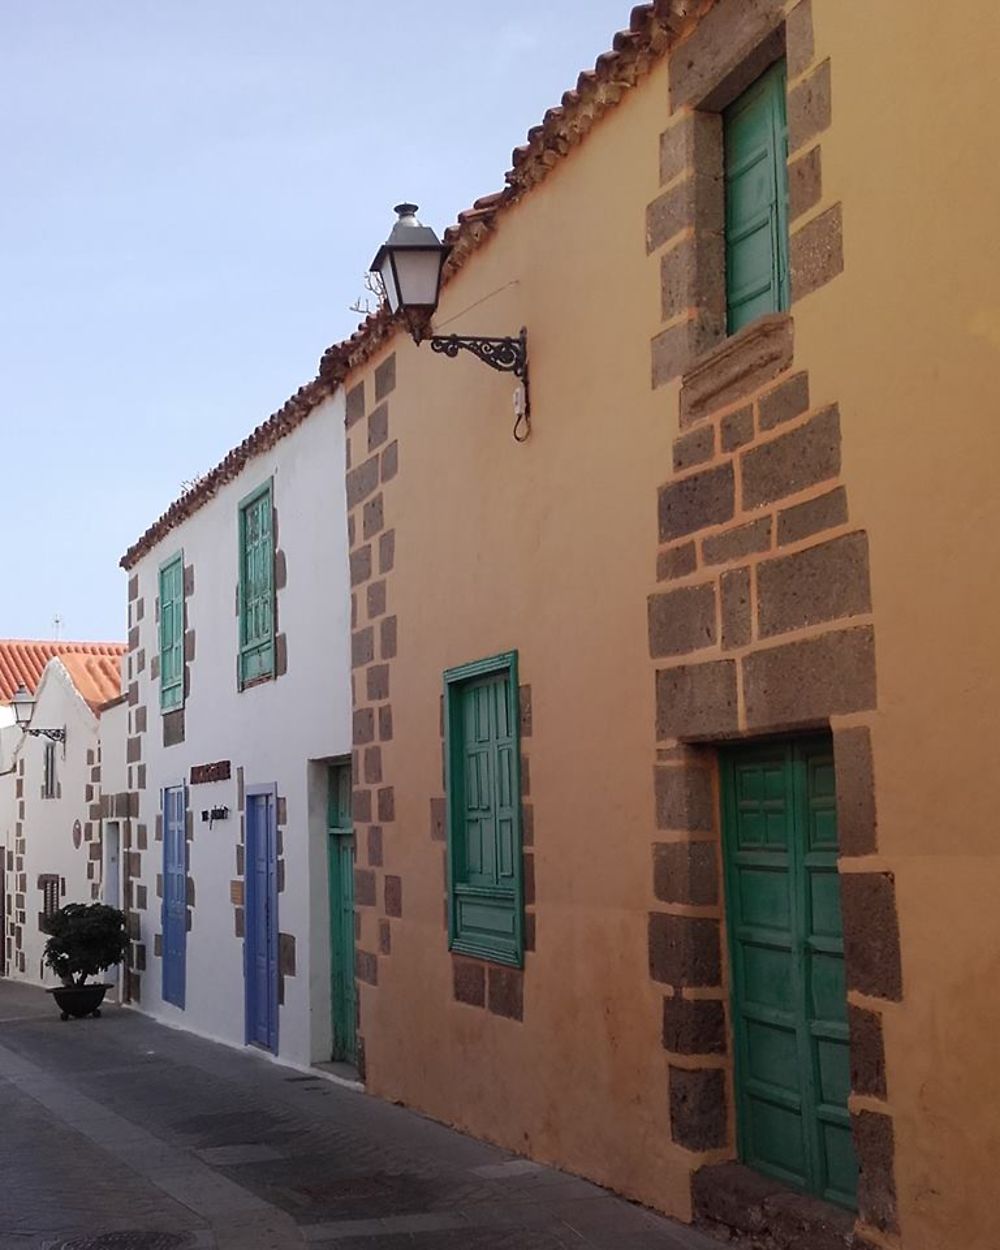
[58,652,125,713]
[0,640,126,704]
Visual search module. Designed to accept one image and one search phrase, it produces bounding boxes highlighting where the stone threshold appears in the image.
[693,1161,878,1250]
[311,1059,364,1092]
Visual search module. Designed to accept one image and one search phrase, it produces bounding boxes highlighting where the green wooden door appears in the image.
[328,762,356,1064]
[724,59,790,333]
[721,738,857,1208]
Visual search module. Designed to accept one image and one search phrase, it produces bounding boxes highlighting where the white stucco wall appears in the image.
[3,662,102,985]
[0,729,14,977]
[0,705,18,774]
[100,694,127,798]
[125,390,351,1067]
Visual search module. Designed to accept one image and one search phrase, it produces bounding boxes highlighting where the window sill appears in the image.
[679,311,793,428]
[449,936,523,970]
[239,672,274,692]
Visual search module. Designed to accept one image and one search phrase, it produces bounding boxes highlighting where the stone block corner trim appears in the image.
[669,1065,727,1151]
[841,871,903,1002]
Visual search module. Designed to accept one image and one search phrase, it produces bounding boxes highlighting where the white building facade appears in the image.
[0,652,124,984]
[119,389,353,1069]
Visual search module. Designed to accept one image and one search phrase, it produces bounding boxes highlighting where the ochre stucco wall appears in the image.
[794,4,1000,1248]
[346,1,1000,1242]
[351,54,696,1217]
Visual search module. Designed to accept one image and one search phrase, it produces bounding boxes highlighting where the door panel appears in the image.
[104,824,121,988]
[328,763,356,1064]
[162,787,186,1008]
[105,825,120,911]
[722,738,858,1208]
[245,792,278,1051]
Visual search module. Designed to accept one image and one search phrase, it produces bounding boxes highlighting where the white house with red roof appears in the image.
[0,644,125,984]
[0,640,125,771]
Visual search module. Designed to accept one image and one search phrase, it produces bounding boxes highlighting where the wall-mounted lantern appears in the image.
[10,682,66,742]
[370,204,530,441]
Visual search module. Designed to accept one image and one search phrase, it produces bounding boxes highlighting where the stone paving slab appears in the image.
[0,982,722,1250]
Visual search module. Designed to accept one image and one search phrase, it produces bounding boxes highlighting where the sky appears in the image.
[1,1,631,642]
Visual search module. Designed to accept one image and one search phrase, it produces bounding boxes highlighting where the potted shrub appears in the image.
[43,902,129,1020]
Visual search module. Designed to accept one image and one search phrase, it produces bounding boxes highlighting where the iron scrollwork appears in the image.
[429,328,528,379]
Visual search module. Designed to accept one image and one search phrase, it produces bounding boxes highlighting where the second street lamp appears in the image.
[9,681,66,743]
[11,683,34,728]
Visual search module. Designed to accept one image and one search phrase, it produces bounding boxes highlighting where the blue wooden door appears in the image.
[245,791,278,1051]
[162,785,187,1008]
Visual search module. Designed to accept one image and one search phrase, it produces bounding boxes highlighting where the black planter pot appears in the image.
[46,983,110,1020]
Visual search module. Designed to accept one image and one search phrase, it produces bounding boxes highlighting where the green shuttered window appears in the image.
[444,652,523,967]
[724,59,790,333]
[238,481,275,686]
[159,553,184,711]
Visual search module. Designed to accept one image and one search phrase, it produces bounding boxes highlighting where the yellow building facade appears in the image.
[328,3,1000,1247]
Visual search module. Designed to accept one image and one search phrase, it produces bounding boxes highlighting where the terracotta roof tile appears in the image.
[0,640,126,703]
[120,0,712,570]
[58,652,124,713]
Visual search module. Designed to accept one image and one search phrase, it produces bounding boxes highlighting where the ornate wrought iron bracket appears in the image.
[429,327,527,379]
[26,727,65,743]
[427,327,530,441]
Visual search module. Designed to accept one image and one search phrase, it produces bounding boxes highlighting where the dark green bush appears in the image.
[43,903,129,985]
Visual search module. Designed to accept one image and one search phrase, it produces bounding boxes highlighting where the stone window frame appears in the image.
[651,0,838,391]
[664,24,788,370]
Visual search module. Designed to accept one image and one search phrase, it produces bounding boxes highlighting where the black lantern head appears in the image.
[10,682,34,728]
[370,203,450,342]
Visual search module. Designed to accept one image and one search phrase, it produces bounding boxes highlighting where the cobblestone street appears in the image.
[0,983,721,1250]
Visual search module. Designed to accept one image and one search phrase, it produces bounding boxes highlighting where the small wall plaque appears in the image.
[190,760,231,785]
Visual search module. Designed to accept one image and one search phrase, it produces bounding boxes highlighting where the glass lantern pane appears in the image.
[394,249,442,308]
[379,258,401,314]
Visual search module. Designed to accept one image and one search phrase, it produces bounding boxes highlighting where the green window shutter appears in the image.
[724,59,790,334]
[328,760,352,833]
[159,553,184,711]
[238,482,275,686]
[444,651,523,967]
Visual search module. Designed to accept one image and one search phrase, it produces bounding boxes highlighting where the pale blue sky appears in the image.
[2,2,630,641]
